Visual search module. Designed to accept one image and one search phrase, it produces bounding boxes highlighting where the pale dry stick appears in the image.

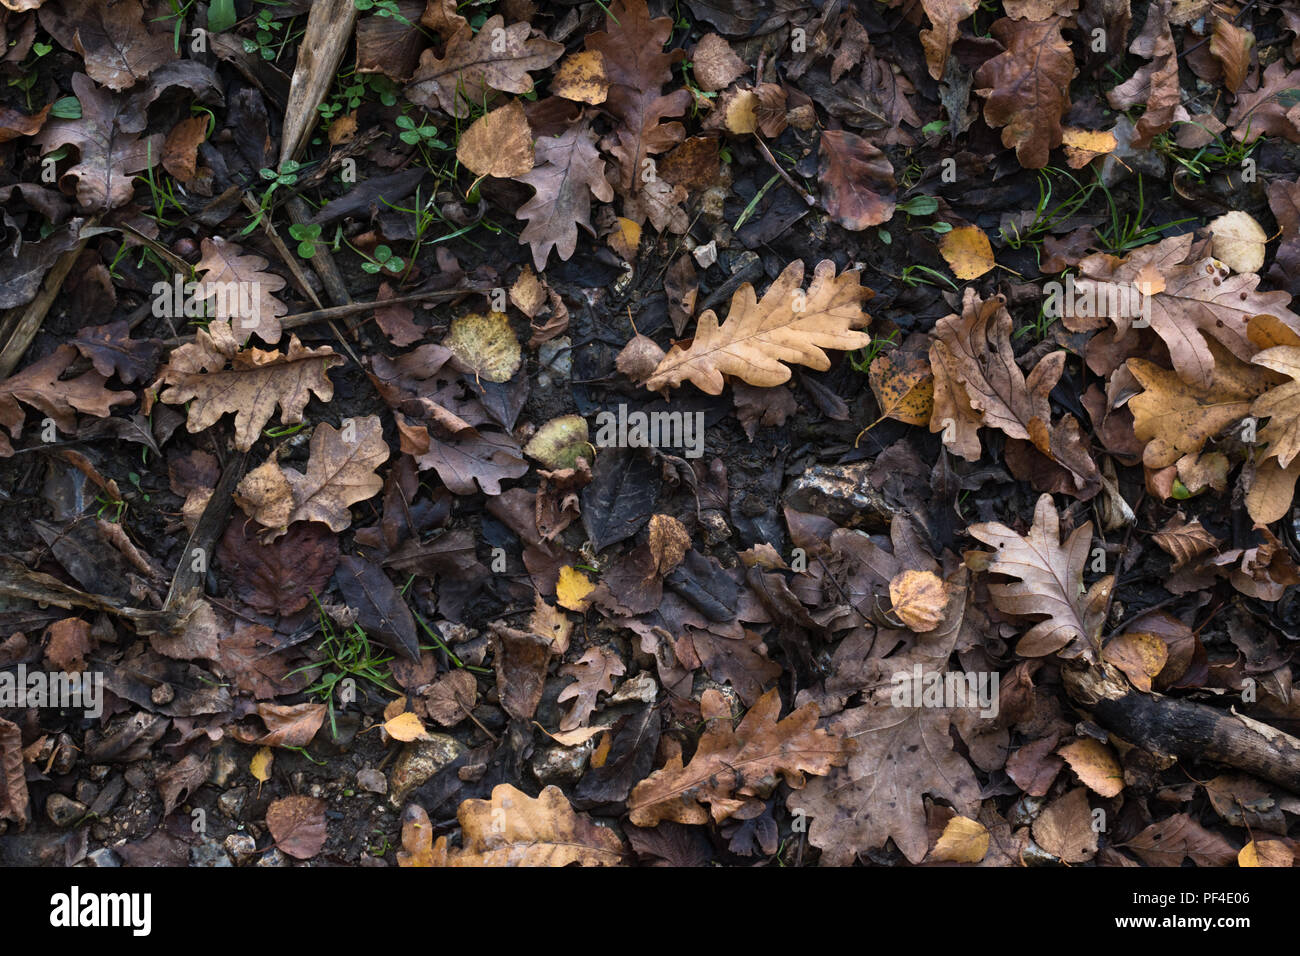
[0,221,95,379]
[285,194,351,307]
[751,135,816,207]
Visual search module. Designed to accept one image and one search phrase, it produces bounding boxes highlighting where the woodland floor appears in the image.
[2,0,1300,868]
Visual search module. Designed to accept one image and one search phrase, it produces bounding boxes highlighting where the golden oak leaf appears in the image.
[432,784,625,866]
[628,687,850,826]
[1250,345,1300,469]
[1126,338,1276,469]
[234,416,388,540]
[644,259,873,394]
[194,237,289,345]
[155,321,341,452]
[396,804,445,866]
[968,493,1112,660]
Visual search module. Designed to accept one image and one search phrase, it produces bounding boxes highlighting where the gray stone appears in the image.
[784,460,896,528]
[256,847,289,867]
[218,786,247,820]
[389,733,468,807]
[223,833,257,866]
[189,835,232,867]
[86,847,121,867]
[532,741,595,788]
[46,793,87,828]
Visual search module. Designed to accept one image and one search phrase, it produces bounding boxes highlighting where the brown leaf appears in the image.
[406,15,562,118]
[973,16,1074,168]
[266,795,327,859]
[645,259,873,394]
[558,646,625,731]
[356,0,425,81]
[433,784,625,866]
[234,416,388,539]
[396,803,444,866]
[512,119,612,270]
[70,320,160,384]
[647,513,690,576]
[161,115,207,182]
[456,99,534,178]
[0,103,50,142]
[920,0,980,80]
[421,670,477,726]
[156,752,209,816]
[217,520,339,615]
[1152,513,1220,568]
[193,237,289,345]
[156,321,342,452]
[968,494,1111,660]
[38,0,175,91]
[239,702,326,748]
[817,130,896,230]
[0,344,133,457]
[0,717,29,825]
[45,617,91,671]
[490,622,552,722]
[35,73,163,210]
[1123,813,1236,866]
[1227,59,1300,144]
[630,687,850,826]
[691,33,746,91]
[1210,17,1254,95]
[550,49,609,104]
[868,349,934,426]
[1031,787,1097,862]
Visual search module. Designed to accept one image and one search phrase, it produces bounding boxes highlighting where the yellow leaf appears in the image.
[939,225,996,280]
[551,50,608,105]
[1239,839,1293,867]
[931,815,989,863]
[556,565,595,611]
[456,100,534,178]
[1102,632,1169,693]
[384,711,427,742]
[868,350,934,426]
[251,746,273,782]
[608,217,641,261]
[1061,127,1117,168]
[443,311,522,383]
[522,415,590,469]
[1057,738,1124,797]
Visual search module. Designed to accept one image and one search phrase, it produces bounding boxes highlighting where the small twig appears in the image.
[751,135,816,206]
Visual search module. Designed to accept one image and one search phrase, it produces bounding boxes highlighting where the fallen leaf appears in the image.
[817,130,896,230]
[973,17,1074,168]
[645,259,873,394]
[456,99,533,178]
[931,815,989,863]
[1058,738,1124,797]
[889,569,950,632]
[939,225,996,279]
[266,795,327,859]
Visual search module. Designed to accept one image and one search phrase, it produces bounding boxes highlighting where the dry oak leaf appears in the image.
[405,15,562,118]
[1105,0,1186,149]
[967,493,1112,660]
[1227,59,1300,144]
[790,687,980,865]
[929,290,1099,495]
[557,645,626,731]
[38,0,175,91]
[397,803,444,866]
[155,320,342,452]
[627,687,850,827]
[973,16,1074,169]
[1126,339,1276,469]
[512,119,613,271]
[431,783,625,866]
[235,416,388,539]
[1249,343,1300,471]
[817,130,896,231]
[644,259,872,395]
[0,344,132,456]
[920,0,980,80]
[194,237,289,345]
[1075,234,1300,389]
[456,99,533,178]
[35,73,162,211]
[585,0,691,209]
